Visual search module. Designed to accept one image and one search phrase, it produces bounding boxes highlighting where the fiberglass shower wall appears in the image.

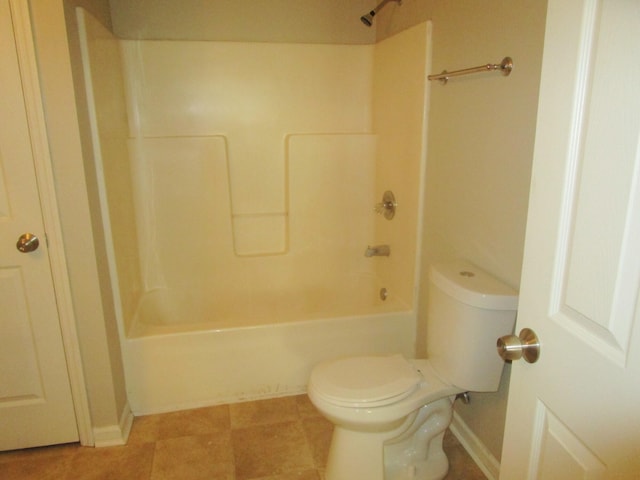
[79,7,429,333]
[76,9,142,336]
[120,39,380,322]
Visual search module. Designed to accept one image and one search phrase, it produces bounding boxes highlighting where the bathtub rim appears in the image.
[127,301,413,340]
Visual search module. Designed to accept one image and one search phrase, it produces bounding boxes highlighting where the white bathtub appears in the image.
[124,287,415,415]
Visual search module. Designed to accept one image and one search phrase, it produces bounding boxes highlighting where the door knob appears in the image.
[497,328,540,363]
[16,233,40,253]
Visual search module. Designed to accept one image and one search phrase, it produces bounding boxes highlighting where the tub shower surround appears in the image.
[78,9,429,413]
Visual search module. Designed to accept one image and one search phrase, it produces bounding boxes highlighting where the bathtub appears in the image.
[124,285,415,414]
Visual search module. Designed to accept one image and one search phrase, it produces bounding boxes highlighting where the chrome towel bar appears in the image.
[428,56,513,85]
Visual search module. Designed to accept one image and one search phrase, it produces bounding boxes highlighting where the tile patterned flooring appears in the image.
[0,395,486,479]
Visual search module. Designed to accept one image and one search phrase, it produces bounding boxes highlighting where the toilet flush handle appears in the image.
[497,328,540,364]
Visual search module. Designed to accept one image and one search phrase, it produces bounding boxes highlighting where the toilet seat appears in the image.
[309,354,423,408]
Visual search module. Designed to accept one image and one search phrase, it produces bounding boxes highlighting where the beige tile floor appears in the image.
[0,395,486,480]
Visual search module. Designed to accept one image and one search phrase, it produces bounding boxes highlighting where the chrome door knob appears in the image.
[497,328,540,363]
[16,233,39,253]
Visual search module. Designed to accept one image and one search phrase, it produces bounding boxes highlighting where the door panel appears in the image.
[532,402,606,478]
[554,0,639,366]
[500,0,640,478]
[0,0,78,450]
[0,268,44,402]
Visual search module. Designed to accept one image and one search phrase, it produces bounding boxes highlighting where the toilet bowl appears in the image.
[308,260,519,480]
[309,356,462,480]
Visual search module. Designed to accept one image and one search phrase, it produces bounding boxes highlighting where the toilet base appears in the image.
[324,397,454,480]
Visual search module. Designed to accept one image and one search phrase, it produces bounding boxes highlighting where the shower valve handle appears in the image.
[374,191,397,220]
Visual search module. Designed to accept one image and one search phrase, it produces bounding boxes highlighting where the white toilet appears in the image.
[308,260,518,480]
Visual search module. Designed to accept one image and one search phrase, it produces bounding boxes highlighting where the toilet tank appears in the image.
[426,260,518,392]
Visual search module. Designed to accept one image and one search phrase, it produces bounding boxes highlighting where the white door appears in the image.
[500,0,640,478]
[0,0,78,450]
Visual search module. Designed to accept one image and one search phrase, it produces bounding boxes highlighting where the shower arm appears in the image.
[372,0,401,13]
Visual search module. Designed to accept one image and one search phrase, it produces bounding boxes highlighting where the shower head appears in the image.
[360,0,401,28]
[360,12,374,27]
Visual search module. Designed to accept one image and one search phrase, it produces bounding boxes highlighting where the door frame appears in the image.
[8,0,92,446]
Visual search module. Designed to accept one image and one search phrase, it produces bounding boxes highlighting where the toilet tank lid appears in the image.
[430,260,518,310]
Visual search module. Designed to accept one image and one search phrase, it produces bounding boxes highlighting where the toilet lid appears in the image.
[310,354,423,407]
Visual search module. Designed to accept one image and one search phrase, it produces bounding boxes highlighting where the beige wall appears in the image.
[28,0,127,434]
[377,0,547,462]
[108,0,376,44]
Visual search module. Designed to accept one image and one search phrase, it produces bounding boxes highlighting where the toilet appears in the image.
[307,260,518,480]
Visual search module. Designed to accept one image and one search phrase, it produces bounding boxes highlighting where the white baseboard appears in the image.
[449,411,501,480]
[92,401,134,447]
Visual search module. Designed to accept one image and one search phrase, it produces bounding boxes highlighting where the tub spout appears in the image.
[365,245,390,257]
